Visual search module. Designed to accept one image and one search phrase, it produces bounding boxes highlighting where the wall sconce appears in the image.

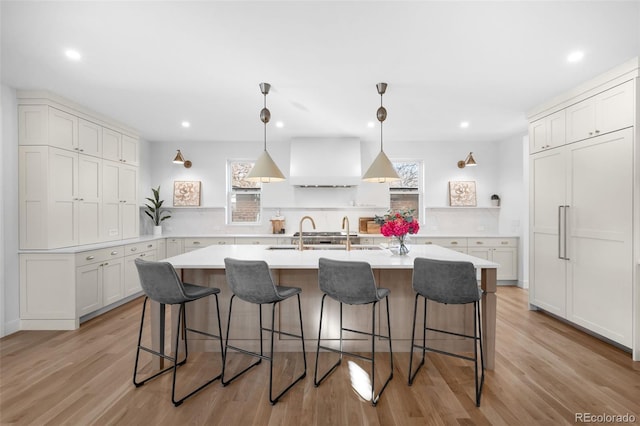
[457,152,477,169]
[172,150,192,168]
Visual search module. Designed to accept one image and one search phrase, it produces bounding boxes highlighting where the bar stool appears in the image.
[314,257,393,406]
[222,258,307,405]
[133,259,224,407]
[408,257,485,406]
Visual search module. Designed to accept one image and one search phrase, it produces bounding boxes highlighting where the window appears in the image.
[228,161,261,223]
[390,161,421,220]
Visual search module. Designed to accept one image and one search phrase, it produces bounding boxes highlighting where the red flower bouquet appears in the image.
[374,210,420,254]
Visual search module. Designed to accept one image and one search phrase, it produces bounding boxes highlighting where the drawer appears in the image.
[125,241,157,255]
[184,237,235,248]
[469,238,518,247]
[76,246,124,267]
[414,237,467,247]
[234,237,277,245]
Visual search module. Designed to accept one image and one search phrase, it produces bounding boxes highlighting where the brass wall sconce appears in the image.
[173,150,192,168]
[457,152,477,169]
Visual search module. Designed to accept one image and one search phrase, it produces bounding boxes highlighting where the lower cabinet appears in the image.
[467,238,518,280]
[124,241,158,296]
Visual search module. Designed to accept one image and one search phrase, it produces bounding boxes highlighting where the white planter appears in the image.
[491,199,500,207]
[153,225,162,236]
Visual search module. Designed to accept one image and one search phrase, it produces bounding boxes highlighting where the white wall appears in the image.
[1,84,20,336]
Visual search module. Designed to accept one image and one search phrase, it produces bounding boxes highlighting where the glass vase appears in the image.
[390,235,410,255]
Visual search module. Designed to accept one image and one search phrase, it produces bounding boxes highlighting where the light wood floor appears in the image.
[1,287,638,425]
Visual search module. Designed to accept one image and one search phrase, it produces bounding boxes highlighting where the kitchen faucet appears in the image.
[298,216,316,250]
[342,216,351,251]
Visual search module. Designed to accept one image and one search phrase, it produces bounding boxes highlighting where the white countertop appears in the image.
[165,244,499,270]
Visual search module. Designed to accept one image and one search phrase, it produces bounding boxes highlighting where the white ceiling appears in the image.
[2,1,639,147]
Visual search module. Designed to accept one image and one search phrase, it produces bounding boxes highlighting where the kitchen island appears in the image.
[160,243,499,369]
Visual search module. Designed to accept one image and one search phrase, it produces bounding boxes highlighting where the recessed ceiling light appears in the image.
[275,121,284,128]
[460,121,470,129]
[181,121,190,128]
[567,51,584,63]
[367,121,375,128]
[65,49,82,61]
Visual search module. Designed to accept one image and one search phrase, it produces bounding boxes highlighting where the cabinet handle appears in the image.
[564,205,570,260]
[74,147,79,151]
[86,255,95,260]
[193,241,200,245]
[103,262,109,266]
[589,132,593,136]
[79,149,84,152]
[139,253,146,257]
[450,241,458,245]
[595,129,600,134]
[501,241,509,245]
[218,241,226,245]
[147,244,153,248]
[111,251,118,255]
[476,241,483,245]
[424,242,433,245]
[130,247,137,252]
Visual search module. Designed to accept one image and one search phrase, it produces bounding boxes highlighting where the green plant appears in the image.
[145,186,171,226]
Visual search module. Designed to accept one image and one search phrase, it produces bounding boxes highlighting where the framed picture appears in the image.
[173,181,201,207]
[449,181,477,207]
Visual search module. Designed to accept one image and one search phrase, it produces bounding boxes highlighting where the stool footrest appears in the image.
[317,344,374,363]
[424,326,477,340]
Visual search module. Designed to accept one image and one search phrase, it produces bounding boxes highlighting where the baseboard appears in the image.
[20,319,78,330]
[2,318,21,337]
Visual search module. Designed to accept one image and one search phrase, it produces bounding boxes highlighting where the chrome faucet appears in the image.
[342,216,351,251]
[298,216,316,250]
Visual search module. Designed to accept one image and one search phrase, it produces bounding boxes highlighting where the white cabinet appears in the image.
[529,110,566,154]
[566,80,634,143]
[102,160,138,241]
[103,127,139,166]
[530,129,634,346]
[124,241,158,296]
[165,238,184,258]
[467,238,518,280]
[78,118,102,157]
[76,246,125,316]
[19,146,102,248]
[17,93,139,249]
[234,237,277,245]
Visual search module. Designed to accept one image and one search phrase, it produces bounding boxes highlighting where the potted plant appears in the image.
[145,186,171,235]
[491,194,501,207]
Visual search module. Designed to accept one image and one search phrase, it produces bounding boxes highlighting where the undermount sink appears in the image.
[266,245,383,251]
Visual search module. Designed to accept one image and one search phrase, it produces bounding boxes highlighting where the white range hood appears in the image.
[289,137,361,187]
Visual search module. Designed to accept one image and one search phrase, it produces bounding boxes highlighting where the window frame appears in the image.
[227,159,263,225]
[389,159,423,221]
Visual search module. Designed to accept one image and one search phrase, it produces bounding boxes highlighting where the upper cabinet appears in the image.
[566,80,634,143]
[17,91,139,249]
[529,110,566,154]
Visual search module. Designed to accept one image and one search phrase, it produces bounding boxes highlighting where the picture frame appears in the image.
[449,181,477,207]
[173,181,201,207]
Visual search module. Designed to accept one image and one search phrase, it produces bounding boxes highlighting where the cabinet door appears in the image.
[102,258,125,305]
[594,80,634,136]
[119,164,138,239]
[78,119,102,157]
[530,149,567,316]
[49,147,78,247]
[492,248,517,280]
[567,129,633,346]
[566,98,596,143]
[78,155,102,245]
[77,263,103,316]
[124,251,156,296]
[166,238,184,258]
[102,128,121,162]
[121,134,139,166]
[528,118,547,154]
[19,146,48,249]
[48,107,78,151]
[19,105,48,145]
[102,160,122,241]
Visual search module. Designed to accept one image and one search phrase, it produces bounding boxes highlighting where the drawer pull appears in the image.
[450,241,458,245]
[476,242,483,245]
[103,262,109,266]
[193,241,201,245]
[147,244,153,248]
[139,253,146,257]
[218,241,226,245]
[86,255,95,261]
[111,251,118,255]
[130,247,137,252]
[425,242,433,245]
[501,241,509,245]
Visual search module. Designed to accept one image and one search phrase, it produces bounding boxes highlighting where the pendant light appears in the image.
[362,82,400,183]
[246,82,286,182]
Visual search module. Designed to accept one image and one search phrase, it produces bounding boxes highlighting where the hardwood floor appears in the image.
[1,287,638,425]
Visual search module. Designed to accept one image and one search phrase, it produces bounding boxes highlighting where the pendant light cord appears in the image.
[264,93,268,151]
[380,92,384,152]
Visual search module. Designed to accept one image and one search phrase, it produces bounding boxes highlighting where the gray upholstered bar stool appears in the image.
[408,257,485,406]
[133,258,224,407]
[222,258,307,405]
[314,257,393,406]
